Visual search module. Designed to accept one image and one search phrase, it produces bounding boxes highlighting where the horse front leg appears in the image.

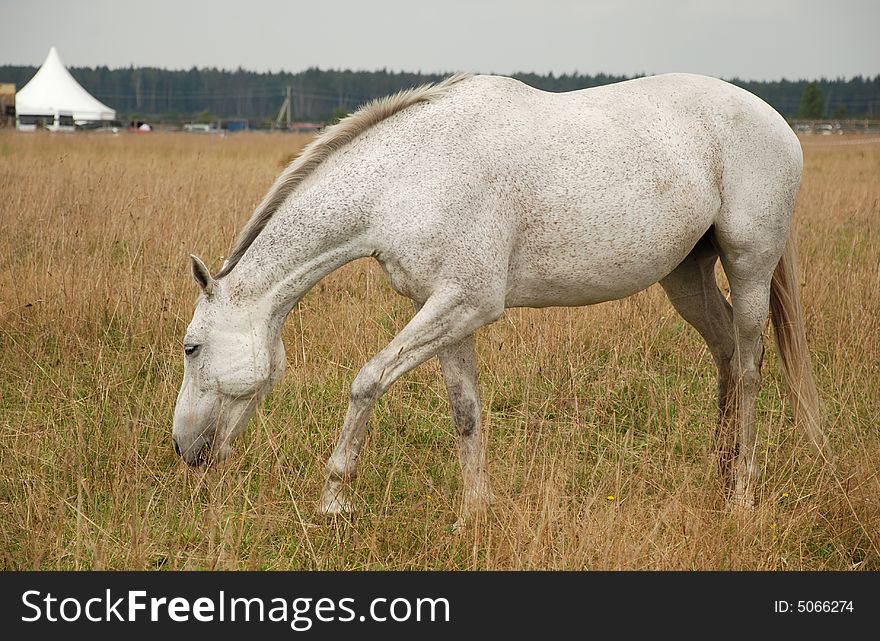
[438,334,493,528]
[319,290,502,516]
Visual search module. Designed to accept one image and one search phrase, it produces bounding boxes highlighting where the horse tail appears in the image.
[769,234,828,455]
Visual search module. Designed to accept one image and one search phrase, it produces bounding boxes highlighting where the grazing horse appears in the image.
[172,73,825,524]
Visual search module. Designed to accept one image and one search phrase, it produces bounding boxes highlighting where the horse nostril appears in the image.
[173,437,181,457]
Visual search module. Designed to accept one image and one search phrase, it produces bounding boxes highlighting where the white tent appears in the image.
[16,46,115,127]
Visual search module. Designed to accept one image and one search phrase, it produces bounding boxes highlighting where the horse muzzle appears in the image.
[172,431,212,466]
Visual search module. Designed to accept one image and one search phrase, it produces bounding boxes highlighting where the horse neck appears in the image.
[222,175,375,323]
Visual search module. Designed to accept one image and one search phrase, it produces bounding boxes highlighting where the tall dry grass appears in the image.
[0,131,877,570]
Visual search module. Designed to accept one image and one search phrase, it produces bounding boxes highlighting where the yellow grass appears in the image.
[0,131,878,570]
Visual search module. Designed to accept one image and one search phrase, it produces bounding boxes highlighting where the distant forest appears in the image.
[2,64,879,124]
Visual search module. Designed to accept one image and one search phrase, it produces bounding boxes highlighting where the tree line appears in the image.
[1,64,878,124]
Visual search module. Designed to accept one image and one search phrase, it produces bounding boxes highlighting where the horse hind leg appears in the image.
[713,258,775,507]
[438,334,494,528]
[713,210,791,507]
[659,236,737,491]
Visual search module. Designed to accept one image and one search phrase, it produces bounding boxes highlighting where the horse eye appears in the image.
[184,344,201,357]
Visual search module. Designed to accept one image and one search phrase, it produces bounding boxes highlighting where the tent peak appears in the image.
[45,46,62,66]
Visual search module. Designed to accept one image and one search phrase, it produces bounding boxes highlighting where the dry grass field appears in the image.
[1,130,878,570]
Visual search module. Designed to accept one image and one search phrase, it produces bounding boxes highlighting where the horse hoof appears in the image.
[319,492,352,516]
[728,493,755,511]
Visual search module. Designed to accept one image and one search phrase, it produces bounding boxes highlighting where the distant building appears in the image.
[15,46,116,131]
[290,121,322,133]
[183,123,219,133]
[0,83,14,127]
[223,119,249,132]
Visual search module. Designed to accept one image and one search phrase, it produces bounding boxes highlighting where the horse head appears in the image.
[172,255,286,466]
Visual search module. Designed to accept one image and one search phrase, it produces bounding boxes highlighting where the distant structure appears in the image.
[275,86,292,129]
[183,122,220,133]
[15,46,116,131]
[0,83,14,127]
[223,118,249,132]
[290,122,322,133]
[273,86,321,132]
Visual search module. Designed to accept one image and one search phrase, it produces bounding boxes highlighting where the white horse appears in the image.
[173,73,825,524]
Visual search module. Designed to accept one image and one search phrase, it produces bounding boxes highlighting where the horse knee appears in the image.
[350,362,383,403]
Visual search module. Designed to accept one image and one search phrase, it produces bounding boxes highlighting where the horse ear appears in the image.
[190,254,215,297]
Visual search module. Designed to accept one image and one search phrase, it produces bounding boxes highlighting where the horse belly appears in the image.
[504,202,716,308]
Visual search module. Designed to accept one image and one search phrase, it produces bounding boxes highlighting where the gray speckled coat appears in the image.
[174,74,823,524]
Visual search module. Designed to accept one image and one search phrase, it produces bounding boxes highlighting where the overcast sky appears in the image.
[1,0,877,80]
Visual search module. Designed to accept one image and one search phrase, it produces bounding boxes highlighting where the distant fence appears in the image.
[789,119,880,135]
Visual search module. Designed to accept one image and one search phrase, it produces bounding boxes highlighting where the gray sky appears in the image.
[2,0,878,80]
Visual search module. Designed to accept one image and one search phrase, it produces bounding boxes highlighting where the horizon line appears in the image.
[1,60,878,85]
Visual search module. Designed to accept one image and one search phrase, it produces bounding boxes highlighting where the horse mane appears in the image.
[215,72,472,278]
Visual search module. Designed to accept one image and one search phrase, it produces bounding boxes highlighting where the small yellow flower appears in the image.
[782,492,790,498]
[770,522,777,529]
[607,495,615,501]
